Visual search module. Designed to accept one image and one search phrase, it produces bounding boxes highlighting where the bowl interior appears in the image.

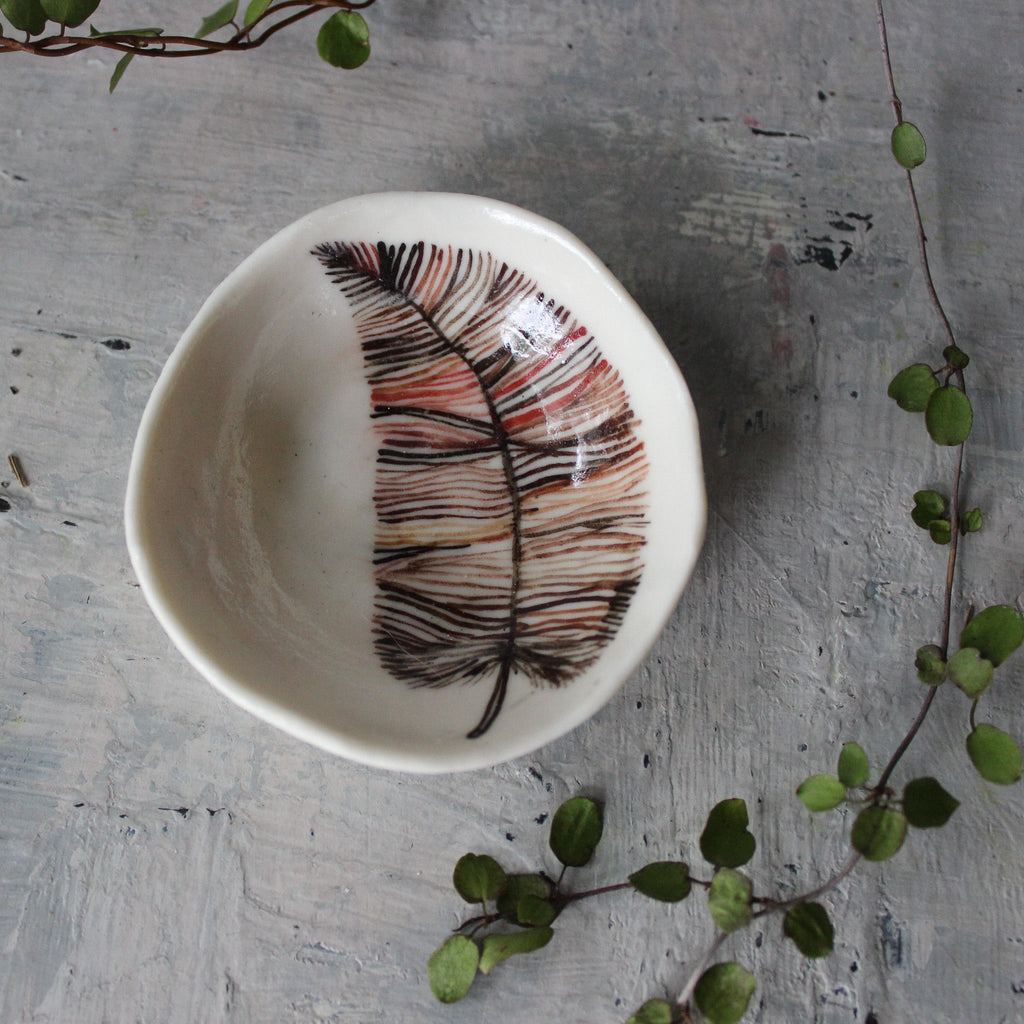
[125,193,705,772]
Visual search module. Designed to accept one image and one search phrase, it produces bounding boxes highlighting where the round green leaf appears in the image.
[516,894,557,927]
[796,774,846,812]
[549,796,603,868]
[783,901,835,958]
[911,489,946,529]
[891,121,927,169]
[947,647,994,699]
[699,798,756,868]
[928,519,952,545]
[39,0,99,27]
[316,9,370,69]
[243,0,271,26]
[837,742,870,788]
[943,344,970,370]
[924,385,973,446]
[196,0,238,39]
[887,363,938,412]
[1,0,47,33]
[629,861,692,903]
[850,805,907,861]
[496,873,552,922]
[960,605,1024,667]
[708,868,753,933]
[625,999,675,1024]
[452,853,506,903]
[967,724,1023,785]
[914,644,947,686]
[427,935,479,1003]
[693,962,757,1024]
[477,926,553,975]
[960,507,983,534]
[903,777,960,828]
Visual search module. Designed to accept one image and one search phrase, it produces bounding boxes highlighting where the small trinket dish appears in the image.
[125,193,705,772]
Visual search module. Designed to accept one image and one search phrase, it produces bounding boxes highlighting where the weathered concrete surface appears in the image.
[2,2,1023,1021]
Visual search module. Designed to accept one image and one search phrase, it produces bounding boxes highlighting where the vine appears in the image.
[0,0,376,90]
[427,2,1023,1021]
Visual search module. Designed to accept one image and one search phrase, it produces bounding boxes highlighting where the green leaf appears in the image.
[427,935,479,1003]
[924,384,973,446]
[1,0,47,34]
[796,774,846,812]
[850,805,907,861]
[837,742,870,788]
[947,647,994,699]
[960,605,1024,667]
[928,519,952,545]
[196,0,237,38]
[39,0,99,27]
[243,0,270,27]
[108,51,133,92]
[629,861,692,903]
[625,999,675,1024]
[90,24,162,36]
[887,363,938,412]
[549,796,603,868]
[316,9,370,69]
[693,962,757,1024]
[960,507,983,534]
[911,489,946,529]
[477,926,553,975]
[967,724,1023,785]
[903,777,960,828]
[783,901,835,958]
[496,873,552,922]
[452,853,506,904]
[891,120,927,169]
[943,344,970,370]
[699,798,756,868]
[914,644,947,686]
[708,868,753,933]
[516,894,556,927]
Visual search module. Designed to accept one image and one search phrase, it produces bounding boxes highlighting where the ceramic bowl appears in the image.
[125,193,705,773]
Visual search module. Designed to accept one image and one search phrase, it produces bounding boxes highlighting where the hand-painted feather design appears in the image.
[313,240,649,738]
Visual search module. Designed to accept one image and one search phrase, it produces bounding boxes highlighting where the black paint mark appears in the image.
[865,1013,880,1024]
[0,497,10,512]
[750,126,810,139]
[797,241,854,271]
[505,832,516,842]
[62,520,77,527]
[73,802,85,808]
[160,806,190,818]
[11,348,22,356]
[528,766,543,782]
[102,338,132,352]
[534,813,548,825]
[643,753,651,768]
[10,386,18,394]
[818,90,828,102]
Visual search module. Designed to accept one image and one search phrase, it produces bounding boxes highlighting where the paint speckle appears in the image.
[102,338,131,351]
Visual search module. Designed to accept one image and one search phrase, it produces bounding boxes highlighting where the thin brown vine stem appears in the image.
[0,0,376,59]
[875,0,958,354]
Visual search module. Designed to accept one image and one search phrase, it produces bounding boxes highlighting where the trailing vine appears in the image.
[427,2,1023,1021]
[0,0,376,90]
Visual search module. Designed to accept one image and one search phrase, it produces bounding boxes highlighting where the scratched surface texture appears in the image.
[2,2,1024,1022]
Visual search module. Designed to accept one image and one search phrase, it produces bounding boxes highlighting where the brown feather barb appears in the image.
[314,240,649,738]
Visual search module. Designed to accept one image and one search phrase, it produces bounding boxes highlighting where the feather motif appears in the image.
[313,240,649,738]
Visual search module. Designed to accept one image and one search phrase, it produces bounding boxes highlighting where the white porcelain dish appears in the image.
[124,192,705,773]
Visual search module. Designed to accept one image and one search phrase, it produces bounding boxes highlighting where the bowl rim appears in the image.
[124,190,706,773]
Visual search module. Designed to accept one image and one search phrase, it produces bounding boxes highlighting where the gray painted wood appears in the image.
[2,2,1023,1021]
